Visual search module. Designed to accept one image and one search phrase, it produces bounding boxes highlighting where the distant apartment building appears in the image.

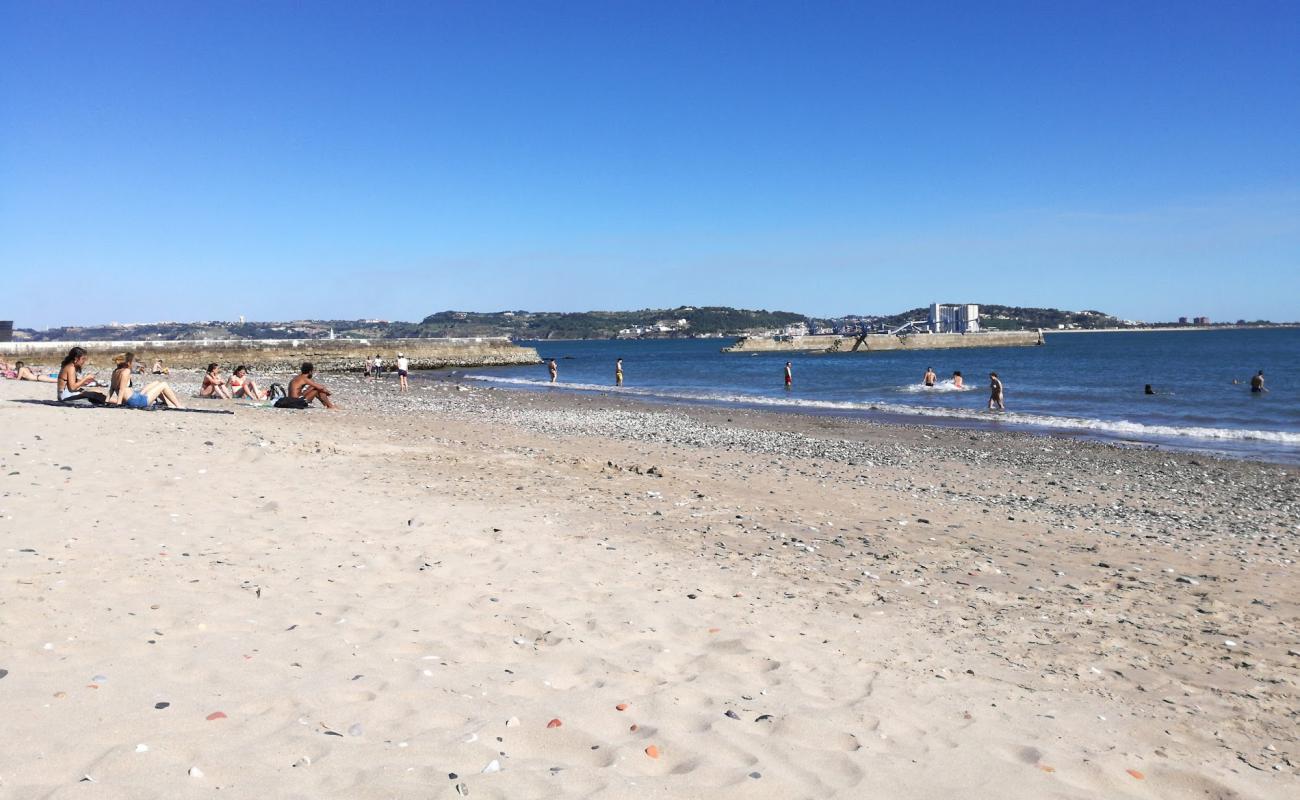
[928,303,980,333]
[1194,316,1210,325]
[1178,316,1189,325]
[0,320,12,342]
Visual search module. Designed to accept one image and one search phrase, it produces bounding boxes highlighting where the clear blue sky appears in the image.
[2,1,1297,328]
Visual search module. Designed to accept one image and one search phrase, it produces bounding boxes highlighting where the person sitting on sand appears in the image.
[151,358,169,375]
[56,346,106,403]
[951,370,963,389]
[16,361,56,383]
[988,372,1005,410]
[107,353,183,409]
[923,367,936,387]
[228,365,267,400]
[288,362,337,409]
[200,363,232,399]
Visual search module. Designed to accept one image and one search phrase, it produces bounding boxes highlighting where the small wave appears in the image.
[463,375,1300,446]
[897,380,972,394]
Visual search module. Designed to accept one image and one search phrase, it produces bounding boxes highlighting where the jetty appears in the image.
[723,330,1044,353]
[2,337,541,372]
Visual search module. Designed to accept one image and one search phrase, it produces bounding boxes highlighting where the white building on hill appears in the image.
[928,303,980,333]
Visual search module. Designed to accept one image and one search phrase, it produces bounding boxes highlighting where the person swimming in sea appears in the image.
[951,370,963,389]
[923,367,936,387]
[1144,384,1156,395]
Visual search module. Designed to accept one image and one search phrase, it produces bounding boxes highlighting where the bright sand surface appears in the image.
[0,374,1296,799]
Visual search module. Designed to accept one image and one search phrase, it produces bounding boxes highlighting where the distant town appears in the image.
[1,305,1293,343]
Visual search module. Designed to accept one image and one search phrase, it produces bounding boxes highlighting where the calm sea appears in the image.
[456,329,1300,463]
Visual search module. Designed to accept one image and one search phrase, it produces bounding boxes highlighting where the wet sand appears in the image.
[1,373,1296,798]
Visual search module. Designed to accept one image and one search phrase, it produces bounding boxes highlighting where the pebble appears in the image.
[154,702,170,710]
[206,711,227,721]
[546,718,563,728]
[748,771,762,779]
[292,756,311,767]
[188,766,204,778]
[505,716,520,727]
[135,744,149,753]
[615,703,629,711]
[645,745,660,759]
[0,669,7,679]
[348,723,363,736]
[481,759,501,774]
[724,710,740,719]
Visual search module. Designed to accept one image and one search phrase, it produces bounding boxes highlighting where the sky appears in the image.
[2,1,1298,328]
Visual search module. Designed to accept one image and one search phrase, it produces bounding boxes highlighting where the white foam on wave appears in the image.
[897,380,972,394]
[463,374,1300,446]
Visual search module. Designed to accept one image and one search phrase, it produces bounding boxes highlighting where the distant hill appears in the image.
[406,307,806,339]
[11,306,808,342]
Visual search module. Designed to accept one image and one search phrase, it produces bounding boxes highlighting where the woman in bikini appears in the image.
[15,361,56,382]
[56,347,107,403]
[228,365,267,400]
[107,353,183,408]
[200,363,232,399]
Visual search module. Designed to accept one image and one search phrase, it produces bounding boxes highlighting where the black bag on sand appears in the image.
[273,397,309,409]
[267,382,287,400]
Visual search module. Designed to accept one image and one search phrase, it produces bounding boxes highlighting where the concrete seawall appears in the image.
[2,337,541,372]
[723,330,1044,353]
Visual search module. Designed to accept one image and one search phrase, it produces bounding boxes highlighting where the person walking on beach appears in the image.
[548,358,558,383]
[372,354,383,380]
[615,358,624,387]
[396,352,410,391]
[923,367,937,387]
[1250,370,1268,393]
[784,361,793,388]
[988,372,1005,410]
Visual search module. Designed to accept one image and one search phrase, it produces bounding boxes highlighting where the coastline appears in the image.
[1,374,1296,798]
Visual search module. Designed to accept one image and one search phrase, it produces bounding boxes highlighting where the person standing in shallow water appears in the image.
[547,358,558,383]
[615,358,623,387]
[1250,370,1267,393]
[988,372,1005,410]
[784,361,793,388]
[923,366,936,387]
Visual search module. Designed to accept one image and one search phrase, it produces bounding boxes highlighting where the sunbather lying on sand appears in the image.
[108,353,183,408]
[15,361,56,382]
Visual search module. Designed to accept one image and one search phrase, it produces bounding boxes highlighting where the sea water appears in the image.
[459,329,1300,463]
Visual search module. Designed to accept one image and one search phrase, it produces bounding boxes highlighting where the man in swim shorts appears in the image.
[1250,370,1267,393]
[289,362,337,409]
[923,367,936,387]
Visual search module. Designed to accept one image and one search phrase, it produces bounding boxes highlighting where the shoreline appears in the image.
[1,374,1296,798]
[448,370,1300,466]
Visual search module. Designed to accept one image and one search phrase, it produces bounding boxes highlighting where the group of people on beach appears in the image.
[364,352,411,391]
[15,347,339,411]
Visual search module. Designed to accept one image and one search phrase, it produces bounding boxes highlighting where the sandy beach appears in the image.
[1,372,1296,799]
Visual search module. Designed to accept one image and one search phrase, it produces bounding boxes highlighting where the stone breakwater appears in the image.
[723,330,1044,352]
[2,337,541,372]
